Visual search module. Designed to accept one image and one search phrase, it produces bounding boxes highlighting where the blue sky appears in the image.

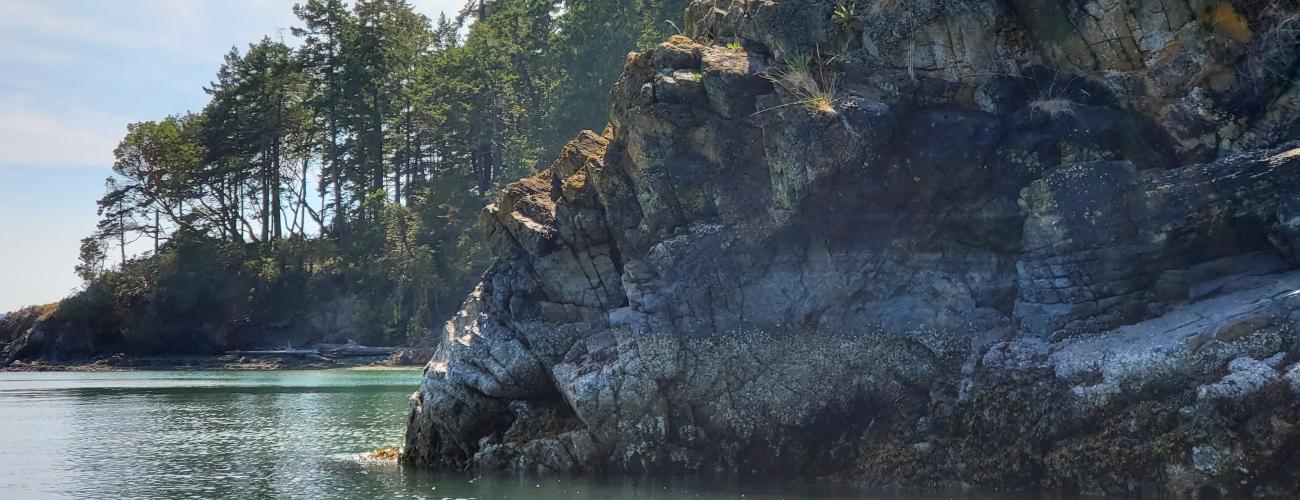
[0,0,462,313]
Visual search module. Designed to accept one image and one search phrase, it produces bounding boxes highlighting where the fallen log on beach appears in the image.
[224,349,322,357]
[224,344,402,359]
[314,344,400,357]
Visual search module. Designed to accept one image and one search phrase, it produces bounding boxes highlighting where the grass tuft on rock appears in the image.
[764,48,840,116]
[1028,98,1078,118]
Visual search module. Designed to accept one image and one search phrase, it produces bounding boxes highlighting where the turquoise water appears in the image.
[0,369,990,499]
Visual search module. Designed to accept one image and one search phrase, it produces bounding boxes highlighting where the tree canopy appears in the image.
[74,0,688,349]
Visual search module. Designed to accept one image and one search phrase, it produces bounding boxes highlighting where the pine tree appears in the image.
[201,40,307,243]
[73,0,696,348]
[294,0,353,235]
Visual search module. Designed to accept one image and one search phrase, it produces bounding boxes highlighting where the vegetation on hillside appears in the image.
[17,0,688,357]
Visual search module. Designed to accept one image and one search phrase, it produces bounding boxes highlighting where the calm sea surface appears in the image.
[0,369,1016,499]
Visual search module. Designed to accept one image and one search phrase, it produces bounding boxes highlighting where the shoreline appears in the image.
[0,352,429,373]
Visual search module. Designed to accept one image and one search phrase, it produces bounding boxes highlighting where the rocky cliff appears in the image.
[402,0,1300,496]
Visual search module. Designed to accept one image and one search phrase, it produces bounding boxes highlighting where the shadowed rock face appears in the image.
[404,0,1300,496]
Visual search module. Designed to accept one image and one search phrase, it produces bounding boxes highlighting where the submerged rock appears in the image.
[405,0,1300,496]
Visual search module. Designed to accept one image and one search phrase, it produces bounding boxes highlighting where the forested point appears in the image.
[15,0,688,355]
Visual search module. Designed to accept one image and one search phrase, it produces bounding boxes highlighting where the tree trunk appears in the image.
[119,212,126,265]
[153,209,160,253]
[328,54,343,238]
[301,155,310,236]
[372,95,385,194]
[235,182,242,241]
[331,124,343,235]
[272,136,283,241]
[261,147,271,242]
[394,139,403,206]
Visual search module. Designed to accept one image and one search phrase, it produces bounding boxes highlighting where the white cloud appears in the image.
[0,99,124,168]
[0,0,463,169]
[0,2,171,52]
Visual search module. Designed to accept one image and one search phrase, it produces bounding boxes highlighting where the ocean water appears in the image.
[0,369,1015,499]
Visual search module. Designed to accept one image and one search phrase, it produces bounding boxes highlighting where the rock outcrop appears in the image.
[404,0,1300,496]
[1,292,372,365]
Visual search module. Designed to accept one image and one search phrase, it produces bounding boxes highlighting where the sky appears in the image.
[0,0,463,313]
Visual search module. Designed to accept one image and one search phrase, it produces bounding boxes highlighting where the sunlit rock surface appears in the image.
[405,0,1300,496]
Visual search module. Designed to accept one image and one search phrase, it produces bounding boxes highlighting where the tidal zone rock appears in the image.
[405,0,1300,497]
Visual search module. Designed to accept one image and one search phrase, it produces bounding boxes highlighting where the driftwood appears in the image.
[314,344,400,357]
[224,349,320,356]
[224,343,401,359]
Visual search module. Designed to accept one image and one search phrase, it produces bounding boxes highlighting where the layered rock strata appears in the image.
[405,0,1300,496]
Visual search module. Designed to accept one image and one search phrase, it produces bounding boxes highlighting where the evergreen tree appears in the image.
[74,0,693,348]
[202,39,308,243]
[293,0,354,235]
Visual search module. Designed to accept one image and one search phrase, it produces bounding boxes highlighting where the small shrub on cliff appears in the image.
[785,51,812,74]
[832,2,861,30]
[764,48,840,115]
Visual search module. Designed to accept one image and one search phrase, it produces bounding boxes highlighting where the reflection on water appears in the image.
[0,370,1012,499]
[0,370,417,499]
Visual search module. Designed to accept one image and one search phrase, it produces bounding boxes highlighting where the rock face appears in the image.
[404,0,1300,496]
[1,293,370,365]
